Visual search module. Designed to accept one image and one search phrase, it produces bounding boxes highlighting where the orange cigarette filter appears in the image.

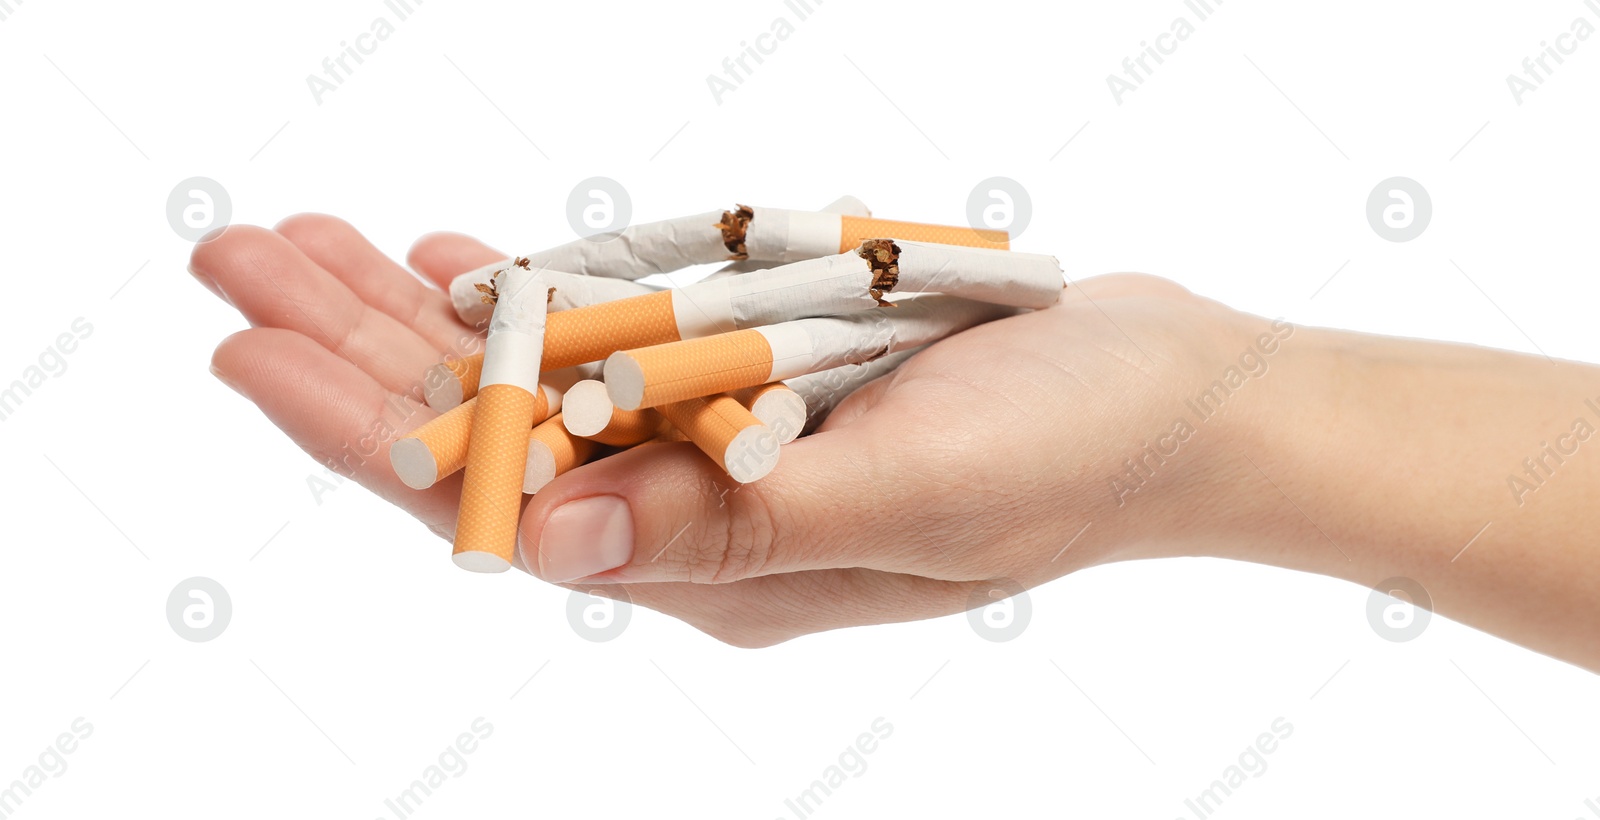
[576,405,664,447]
[835,215,1007,253]
[524,414,598,494]
[390,387,557,490]
[657,394,781,483]
[609,330,774,410]
[455,385,540,570]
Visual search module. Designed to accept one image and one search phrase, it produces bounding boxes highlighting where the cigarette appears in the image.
[450,261,660,331]
[784,347,922,433]
[738,206,1012,264]
[389,382,564,490]
[446,204,1008,322]
[604,294,1017,410]
[656,394,781,484]
[730,383,806,445]
[453,263,548,574]
[705,195,871,279]
[439,239,1014,405]
[559,379,666,446]
[523,414,598,494]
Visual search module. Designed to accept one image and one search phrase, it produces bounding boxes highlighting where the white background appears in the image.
[2,0,1599,817]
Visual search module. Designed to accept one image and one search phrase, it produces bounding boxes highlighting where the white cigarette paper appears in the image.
[706,195,870,279]
[667,239,1061,339]
[760,296,1016,382]
[605,295,1018,410]
[446,203,1019,325]
[880,241,1064,308]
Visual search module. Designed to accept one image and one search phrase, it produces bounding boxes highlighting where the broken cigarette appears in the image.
[604,294,1017,410]
[453,263,548,574]
[446,204,1010,323]
[524,414,598,494]
[432,238,1060,405]
[450,262,661,331]
[389,381,565,491]
[656,393,781,484]
[559,379,666,446]
[730,383,806,445]
[705,195,871,279]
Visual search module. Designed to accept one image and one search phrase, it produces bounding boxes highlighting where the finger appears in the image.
[514,414,977,586]
[211,327,461,537]
[564,568,980,648]
[406,231,508,291]
[274,214,474,353]
[190,225,444,397]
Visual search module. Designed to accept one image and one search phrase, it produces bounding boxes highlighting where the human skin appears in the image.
[192,215,1600,670]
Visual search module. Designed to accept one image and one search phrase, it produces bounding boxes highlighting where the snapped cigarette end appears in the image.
[859,239,900,306]
[717,204,754,260]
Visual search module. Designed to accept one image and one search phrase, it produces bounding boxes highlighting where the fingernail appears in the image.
[535,495,634,583]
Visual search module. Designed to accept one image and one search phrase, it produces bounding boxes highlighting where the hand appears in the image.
[517,269,1285,645]
[193,215,1600,666]
[192,213,1275,645]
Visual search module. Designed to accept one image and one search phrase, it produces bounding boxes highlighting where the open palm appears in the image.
[194,215,1257,646]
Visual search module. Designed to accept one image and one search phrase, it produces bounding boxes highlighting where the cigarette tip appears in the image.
[390,438,441,490]
[726,426,782,484]
[602,352,646,412]
[423,364,465,410]
[452,550,512,574]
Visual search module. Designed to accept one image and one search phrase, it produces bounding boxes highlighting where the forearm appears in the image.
[1215,326,1600,669]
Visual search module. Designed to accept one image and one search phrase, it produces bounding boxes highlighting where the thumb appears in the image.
[517,423,916,585]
